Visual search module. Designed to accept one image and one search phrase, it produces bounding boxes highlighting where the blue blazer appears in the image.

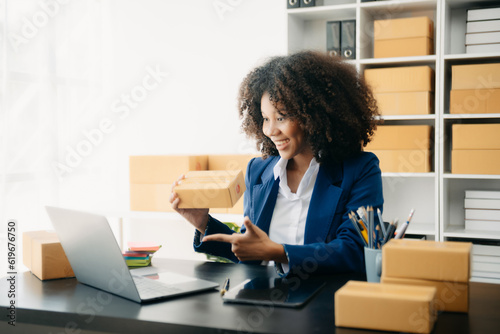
[194,152,383,275]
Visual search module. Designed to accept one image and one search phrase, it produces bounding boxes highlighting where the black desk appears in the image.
[1,258,499,334]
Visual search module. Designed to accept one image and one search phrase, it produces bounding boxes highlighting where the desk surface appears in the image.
[1,258,500,334]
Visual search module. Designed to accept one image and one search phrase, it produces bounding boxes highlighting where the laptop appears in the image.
[45,206,219,303]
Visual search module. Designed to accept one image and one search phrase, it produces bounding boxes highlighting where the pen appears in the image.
[377,208,387,239]
[349,212,368,246]
[367,206,374,249]
[220,278,230,296]
[395,209,415,239]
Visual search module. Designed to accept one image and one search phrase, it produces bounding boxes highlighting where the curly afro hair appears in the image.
[237,50,380,165]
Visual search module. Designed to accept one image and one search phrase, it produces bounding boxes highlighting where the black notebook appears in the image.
[222,277,326,308]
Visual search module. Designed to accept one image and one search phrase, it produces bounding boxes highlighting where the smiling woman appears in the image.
[171,51,384,277]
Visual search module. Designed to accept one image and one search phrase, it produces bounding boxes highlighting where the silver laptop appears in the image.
[45,206,218,303]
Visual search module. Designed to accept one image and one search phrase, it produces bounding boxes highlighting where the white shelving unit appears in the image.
[287,0,500,283]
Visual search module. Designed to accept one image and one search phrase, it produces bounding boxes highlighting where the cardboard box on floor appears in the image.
[450,88,500,114]
[175,170,245,209]
[375,91,433,115]
[335,281,437,334]
[452,150,500,174]
[23,231,75,280]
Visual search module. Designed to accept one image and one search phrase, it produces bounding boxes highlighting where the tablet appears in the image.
[222,277,326,308]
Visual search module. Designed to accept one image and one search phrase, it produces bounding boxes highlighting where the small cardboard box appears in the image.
[381,276,469,313]
[175,170,246,208]
[374,16,434,40]
[450,88,500,114]
[208,154,258,214]
[453,124,500,150]
[368,149,432,173]
[366,125,432,150]
[23,231,75,280]
[452,150,500,174]
[364,66,434,93]
[376,91,433,115]
[452,63,500,90]
[374,37,433,58]
[382,239,472,283]
[130,183,171,212]
[335,281,437,334]
[129,155,208,184]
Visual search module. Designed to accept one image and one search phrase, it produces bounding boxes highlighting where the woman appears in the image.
[170,51,383,276]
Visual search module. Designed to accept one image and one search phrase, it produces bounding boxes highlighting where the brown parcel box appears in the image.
[208,154,258,214]
[366,125,432,150]
[23,231,74,280]
[367,149,432,173]
[450,88,500,114]
[452,124,500,150]
[364,66,434,93]
[175,170,245,209]
[129,155,208,184]
[374,16,434,40]
[382,239,472,283]
[376,91,433,116]
[374,37,433,58]
[452,150,500,175]
[382,276,468,313]
[451,63,500,90]
[335,281,437,334]
[130,183,171,212]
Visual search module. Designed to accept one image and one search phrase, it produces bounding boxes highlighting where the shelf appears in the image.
[378,114,436,121]
[360,55,437,66]
[443,114,500,120]
[360,0,437,13]
[405,223,436,235]
[444,225,500,240]
[444,53,500,61]
[287,4,356,20]
[382,172,435,178]
[443,174,500,180]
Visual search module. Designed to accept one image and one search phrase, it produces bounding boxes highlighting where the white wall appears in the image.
[0,0,287,276]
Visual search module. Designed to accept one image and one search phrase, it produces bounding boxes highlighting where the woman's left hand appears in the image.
[202,217,287,263]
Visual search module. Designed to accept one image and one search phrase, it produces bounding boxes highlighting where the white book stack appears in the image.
[466,7,500,54]
[464,190,500,232]
[471,244,500,283]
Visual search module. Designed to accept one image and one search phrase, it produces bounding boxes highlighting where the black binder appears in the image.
[287,0,299,9]
[300,0,322,8]
[326,21,341,57]
[341,20,356,59]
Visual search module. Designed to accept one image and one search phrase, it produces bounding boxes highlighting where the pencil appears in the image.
[349,212,368,246]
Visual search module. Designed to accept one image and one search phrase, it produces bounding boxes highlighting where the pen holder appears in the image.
[364,247,382,283]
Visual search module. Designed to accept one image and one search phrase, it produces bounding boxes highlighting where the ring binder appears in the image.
[287,0,299,9]
[341,20,356,60]
[327,21,341,57]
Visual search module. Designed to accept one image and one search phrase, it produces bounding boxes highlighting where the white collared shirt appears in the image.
[268,157,320,270]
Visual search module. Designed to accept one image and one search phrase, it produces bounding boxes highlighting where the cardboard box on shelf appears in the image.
[364,66,434,93]
[335,281,437,334]
[382,239,472,283]
[450,88,500,114]
[451,63,500,90]
[23,231,75,280]
[452,150,500,175]
[376,91,433,115]
[367,149,431,173]
[381,276,469,313]
[374,37,433,58]
[366,125,432,150]
[129,155,208,184]
[175,170,245,209]
[453,124,500,150]
[130,183,172,212]
[374,16,434,40]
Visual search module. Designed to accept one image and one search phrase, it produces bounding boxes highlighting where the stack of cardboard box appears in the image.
[365,125,433,173]
[451,124,500,174]
[373,16,434,59]
[450,63,500,114]
[381,239,472,313]
[466,7,500,54]
[365,65,434,116]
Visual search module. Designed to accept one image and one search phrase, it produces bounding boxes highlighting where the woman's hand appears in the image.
[170,175,209,233]
[202,217,288,263]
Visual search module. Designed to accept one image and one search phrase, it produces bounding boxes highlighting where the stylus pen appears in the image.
[220,278,230,296]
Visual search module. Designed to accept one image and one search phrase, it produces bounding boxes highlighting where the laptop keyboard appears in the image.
[133,276,184,300]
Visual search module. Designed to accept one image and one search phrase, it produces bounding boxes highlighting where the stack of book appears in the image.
[123,241,161,267]
[471,243,500,283]
[464,190,500,232]
[466,7,500,54]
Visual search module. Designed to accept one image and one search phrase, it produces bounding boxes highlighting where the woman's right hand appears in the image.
[170,175,209,233]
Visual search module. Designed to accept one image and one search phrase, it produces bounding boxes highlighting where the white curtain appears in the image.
[0,0,112,275]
